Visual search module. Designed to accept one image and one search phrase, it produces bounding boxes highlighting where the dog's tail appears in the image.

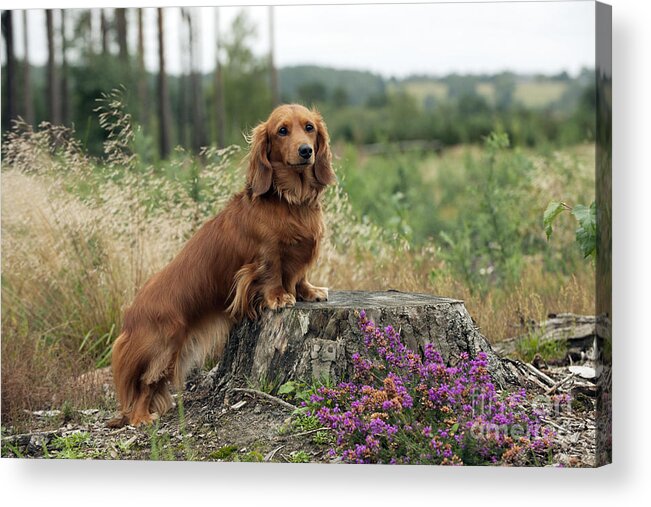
[108,327,176,427]
[107,331,143,427]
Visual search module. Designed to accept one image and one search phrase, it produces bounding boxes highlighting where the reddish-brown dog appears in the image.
[109,104,335,427]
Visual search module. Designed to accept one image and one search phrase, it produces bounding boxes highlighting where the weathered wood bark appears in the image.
[206,291,519,399]
[493,313,607,357]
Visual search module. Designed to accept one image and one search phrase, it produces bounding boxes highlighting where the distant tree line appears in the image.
[294,69,596,148]
[1,8,278,160]
[2,8,596,159]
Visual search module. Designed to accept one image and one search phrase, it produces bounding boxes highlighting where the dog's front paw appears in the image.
[265,288,296,311]
[297,282,329,302]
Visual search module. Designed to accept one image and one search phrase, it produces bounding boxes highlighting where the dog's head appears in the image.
[247,104,335,201]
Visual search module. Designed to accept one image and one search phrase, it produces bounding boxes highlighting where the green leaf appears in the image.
[485,131,510,151]
[571,203,594,224]
[277,381,297,395]
[439,230,455,248]
[571,202,597,260]
[543,201,566,240]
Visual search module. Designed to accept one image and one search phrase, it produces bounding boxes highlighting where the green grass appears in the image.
[78,324,117,369]
[209,445,266,463]
[311,431,333,446]
[288,450,311,463]
[116,436,138,454]
[148,423,176,461]
[238,450,265,462]
[291,414,322,433]
[515,333,568,364]
[1,441,25,458]
[49,432,91,459]
[146,397,198,461]
[247,374,283,396]
[210,445,239,461]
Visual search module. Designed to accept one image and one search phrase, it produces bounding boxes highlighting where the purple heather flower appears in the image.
[309,313,557,465]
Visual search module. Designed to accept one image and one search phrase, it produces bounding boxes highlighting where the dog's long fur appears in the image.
[109,104,335,427]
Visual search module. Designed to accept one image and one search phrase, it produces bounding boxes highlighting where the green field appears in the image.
[391,78,571,110]
[393,80,449,103]
[514,81,569,108]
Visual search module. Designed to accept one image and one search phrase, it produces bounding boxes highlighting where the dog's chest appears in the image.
[277,208,323,257]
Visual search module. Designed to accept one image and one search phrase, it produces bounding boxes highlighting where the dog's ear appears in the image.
[247,122,273,197]
[312,110,336,186]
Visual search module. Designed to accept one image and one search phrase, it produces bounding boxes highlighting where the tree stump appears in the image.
[206,290,518,398]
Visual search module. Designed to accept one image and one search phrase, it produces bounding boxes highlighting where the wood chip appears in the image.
[524,363,556,386]
[230,400,247,410]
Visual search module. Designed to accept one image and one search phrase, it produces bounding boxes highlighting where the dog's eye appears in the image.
[305,123,314,132]
[278,126,288,136]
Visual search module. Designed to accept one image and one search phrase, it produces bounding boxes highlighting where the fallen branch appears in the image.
[291,427,332,438]
[545,373,575,395]
[524,363,556,387]
[230,388,297,412]
[264,445,285,462]
[541,418,567,434]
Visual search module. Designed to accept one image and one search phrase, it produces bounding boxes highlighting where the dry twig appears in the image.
[231,387,297,412]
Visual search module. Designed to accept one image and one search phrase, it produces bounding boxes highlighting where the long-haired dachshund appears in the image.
[109,104,335,427]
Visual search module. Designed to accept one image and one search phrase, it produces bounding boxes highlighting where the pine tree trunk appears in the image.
[187,9,207,153]
[22,10,34,125]
[214,7,225,148]
[157,8,172,159]
[268,6,279,107]
[115,8,128,62]
[100,10,109,55]
[59,9,69,126]
[178,10,189,149]
[45,10,60,125]
[137,9,149,130]
[1,10,16,128]
[206,291,519,399]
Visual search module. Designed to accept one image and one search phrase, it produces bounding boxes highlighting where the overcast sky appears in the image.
[4,1,595,78]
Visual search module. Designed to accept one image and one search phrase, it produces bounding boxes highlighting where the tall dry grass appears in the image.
[1,99,244,426]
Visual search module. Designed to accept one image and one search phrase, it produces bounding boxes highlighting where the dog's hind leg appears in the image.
[173,312,233,390]
[129,383,159,426]
[149,379,175,418]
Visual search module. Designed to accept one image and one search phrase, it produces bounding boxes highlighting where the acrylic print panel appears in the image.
[0,1,611,467]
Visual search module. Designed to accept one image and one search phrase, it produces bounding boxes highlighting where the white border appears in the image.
[2,1,650,505]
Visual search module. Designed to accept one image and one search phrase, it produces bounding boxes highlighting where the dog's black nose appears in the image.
[298,144,313,159]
